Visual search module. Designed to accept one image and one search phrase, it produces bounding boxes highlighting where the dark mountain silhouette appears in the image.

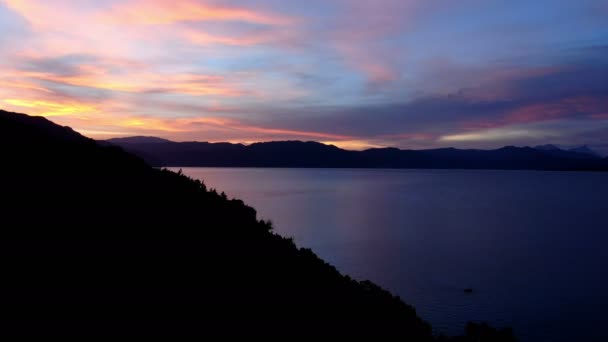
[534,144,561,151]
[106,138,608,171]
[568,145,600,157]
[532,144,601,160]
[107,136,172,144]
[534,143,602,158]
[0,108,515,340]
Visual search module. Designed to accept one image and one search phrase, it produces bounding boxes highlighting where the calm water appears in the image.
[173,168,608,341]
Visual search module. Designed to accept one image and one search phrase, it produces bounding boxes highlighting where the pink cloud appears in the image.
[182,28,299,48]
[53,112,357,143]
[462,96,608,131]
[1,55,248,97]
[100,0,294,26]
[333,44,400,84]
[380,132,436,141]
[3,0,298,59]
[419,58,564,100]
[3,1,144,57]
[506,96,608,124]
[0,79,53,93]
[327,0,462,87]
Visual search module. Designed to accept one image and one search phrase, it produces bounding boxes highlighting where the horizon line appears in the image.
[103,135,606,156]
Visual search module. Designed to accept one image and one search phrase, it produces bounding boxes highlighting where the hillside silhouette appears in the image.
[1,109,515,340]
[106,137,608,171]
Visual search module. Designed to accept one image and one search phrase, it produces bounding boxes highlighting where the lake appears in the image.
[173,167,608,341]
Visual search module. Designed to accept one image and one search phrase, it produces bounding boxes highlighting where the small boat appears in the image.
[464,288,473,293]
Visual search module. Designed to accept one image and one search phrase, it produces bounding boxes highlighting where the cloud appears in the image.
[233,52,608,149]
[2,54,249,97]
[1,1,607,152]
[440,127,560,143]
[43,111,357,143]
[439,119,608,150]
[3,98,97,117]
[325,1,419,87]
[100,0,294,26]
[0,1,30,47]
[0,79,52,93]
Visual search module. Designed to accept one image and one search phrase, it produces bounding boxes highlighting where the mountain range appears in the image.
[534,144,601,157]
[106,136,608,171]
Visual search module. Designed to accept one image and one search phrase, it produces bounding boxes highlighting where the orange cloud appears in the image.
[159,74,246,96]
[41,112,356,143]
[0,98,354,142]
[183,29,286,47]
[3,1,144,58]
[3,0,59,29]
[3,98,97,117]
[101,0,293,26]
[4,0,297,60]
[226,123,354,141]
[320,140,385,150]
[147,116,355,141]
[0,79,53,93]
[4,64,244,97]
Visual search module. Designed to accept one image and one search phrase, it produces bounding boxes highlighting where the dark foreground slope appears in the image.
[107,137,608,171]
[0,110,514,340]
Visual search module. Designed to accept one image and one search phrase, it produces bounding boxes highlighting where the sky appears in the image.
[1,0,607,153]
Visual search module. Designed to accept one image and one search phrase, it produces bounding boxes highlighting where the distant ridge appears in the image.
[105,137,608,171]
[534,144,601,157]
[107,136,172,144]
[568,145,600,157]
[534,144,561,151]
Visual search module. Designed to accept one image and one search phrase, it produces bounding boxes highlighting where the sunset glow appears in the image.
[0,0,607,152]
